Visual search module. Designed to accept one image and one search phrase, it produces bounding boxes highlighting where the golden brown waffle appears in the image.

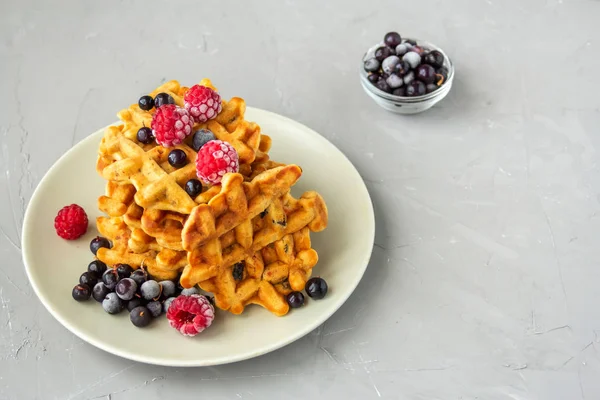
[96,173,188,279]
[198,97,262,165]
[96,216,187,281]
[181,165,303,251]
[135,162,287,251]
[95,159,296,283]
[261,227,319,293]
[101,134,200,214]
[97,108,273,215]
[199,227,318,316]
[98,181,135,217]
[180,172,328,288]
[94,79,329,317]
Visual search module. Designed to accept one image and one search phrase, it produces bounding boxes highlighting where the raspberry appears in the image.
[151,104,194,147]
[54,204,88,240]
[184,85,222,123]
[196,140,239,185]
[166,294,215,337]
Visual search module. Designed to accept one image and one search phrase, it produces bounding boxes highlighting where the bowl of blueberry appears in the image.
[360,31,454,114]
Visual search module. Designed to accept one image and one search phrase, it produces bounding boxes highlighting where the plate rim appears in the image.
[21,107,375,367]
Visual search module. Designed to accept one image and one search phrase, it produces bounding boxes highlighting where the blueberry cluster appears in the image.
[285,277,328,309]
[137,92,175,112]
[364,32,449,97]
[72,236,209,328]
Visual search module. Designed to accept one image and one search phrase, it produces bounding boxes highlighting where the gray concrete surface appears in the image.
[2,0,600,399]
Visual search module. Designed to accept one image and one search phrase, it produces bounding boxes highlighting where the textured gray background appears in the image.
[2,0,600,399]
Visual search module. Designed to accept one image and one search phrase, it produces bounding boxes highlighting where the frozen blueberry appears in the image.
[386,74,404,89]
[191,129,216,152]
[286,291,305,308]
[181,287,200,296]
[185,179,203,198]
[102,269,119,291]
[403,71,415,85]
[163,297,176,313]
[305,277,328,300]
[88,260,107,276]
[115,278,138,301]
[126,297,145,312]
[130,269,148,287]
[72,284,91,301]
[146,301,162,318]
[374,46,393,62]
[130,306,152,328]
[102,292,124,314]
[424,50,444,68]
[406,81,427,97]
[404,39,418,46]
[364,58,380,73]
[393,60,411,76]
[384,32,402,49]
[403,52,421,69]
[116,264,133,279]
[79,272,98,288]
[395,43,410,57]
[416,64,436,84]
[168,149,188,168]
[159,281,176,297]
[90,236,111,255]
[140,280,161,301]
[375,78,392,93]
[136,127,154,144]
[92,282,111,302]
[138,95,154,111]
[381,55,400,75]
[154,92,174,108]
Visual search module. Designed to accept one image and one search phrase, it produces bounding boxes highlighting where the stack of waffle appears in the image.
[94,79,328,316]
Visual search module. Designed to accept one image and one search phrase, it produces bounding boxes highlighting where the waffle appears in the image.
[96,181,188,281]
[98,181,135,217]
[100,133,200,214]
[97,112,273,215]
[180,185,328,289]
[181,164,303,252]
[95,160,301,284]
[96,216,187,281]
[199,227,318,316]
[93,78,329,318]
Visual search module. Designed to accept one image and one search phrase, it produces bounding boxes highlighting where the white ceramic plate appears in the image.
[22,108,375,367]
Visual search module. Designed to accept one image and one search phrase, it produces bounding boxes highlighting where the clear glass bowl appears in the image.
[359,38,455,114]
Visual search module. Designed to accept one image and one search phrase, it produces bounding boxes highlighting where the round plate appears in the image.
[22,108,375,367]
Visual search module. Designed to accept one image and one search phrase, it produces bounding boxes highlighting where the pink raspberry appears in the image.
[184,85,222,123]
[151,104,194,147]
[166,294,215,337]
[196,140,239,185]
[54,204,88,240]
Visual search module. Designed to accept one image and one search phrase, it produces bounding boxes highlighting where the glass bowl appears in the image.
[359,38,455,115]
